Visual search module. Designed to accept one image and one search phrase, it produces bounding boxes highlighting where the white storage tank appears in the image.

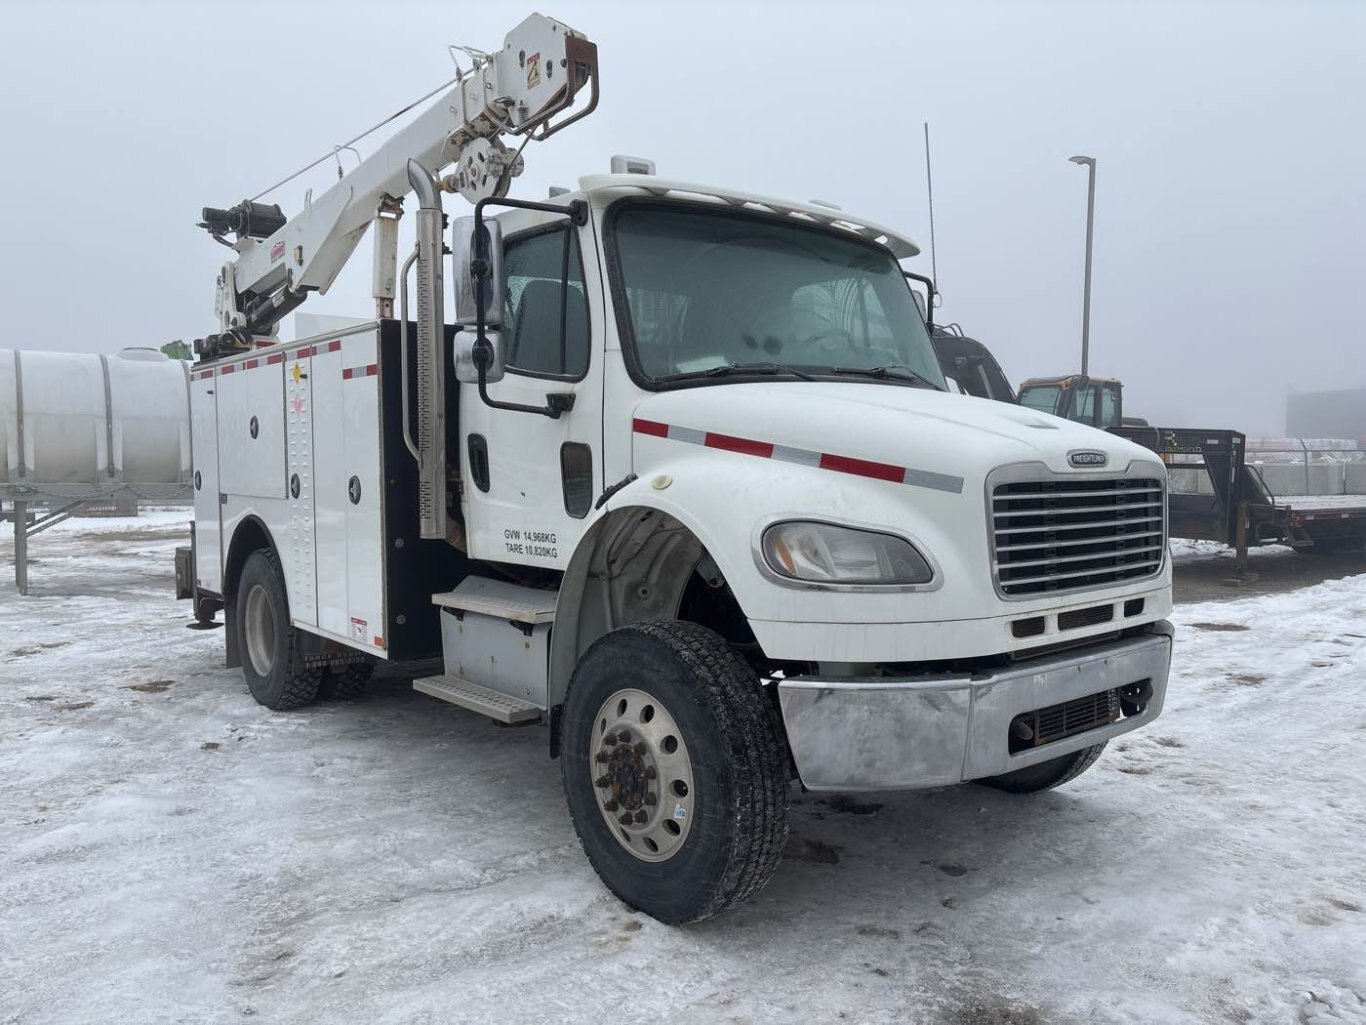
[0,348,191,491]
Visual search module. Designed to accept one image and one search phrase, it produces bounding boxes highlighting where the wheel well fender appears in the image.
[548,500,751,715]
[222,515,279,669]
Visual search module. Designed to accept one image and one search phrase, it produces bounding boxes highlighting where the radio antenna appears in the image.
[923,121,940,308]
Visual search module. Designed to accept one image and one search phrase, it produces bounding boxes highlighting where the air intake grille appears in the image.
[992,477,1165,597]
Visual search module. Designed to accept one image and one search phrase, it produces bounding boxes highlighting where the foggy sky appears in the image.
[1,0,1362,436]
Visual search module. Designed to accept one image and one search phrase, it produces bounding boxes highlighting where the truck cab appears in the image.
[1021,374,1136,429]
[1018,374,1127,430]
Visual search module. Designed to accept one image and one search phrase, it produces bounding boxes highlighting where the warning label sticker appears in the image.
[526,51,541,90]
[349,617,367,642]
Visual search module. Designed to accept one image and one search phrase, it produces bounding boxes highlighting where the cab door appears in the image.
[459,220,603,570]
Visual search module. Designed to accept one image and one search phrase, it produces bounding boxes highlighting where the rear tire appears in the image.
[975,742,1107,794]
[560,621,790,925]
[319,662,373,701]
[235,549,323,711]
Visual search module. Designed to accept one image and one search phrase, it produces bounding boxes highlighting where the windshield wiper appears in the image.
[830,364,943,390]
[692,361,816,382]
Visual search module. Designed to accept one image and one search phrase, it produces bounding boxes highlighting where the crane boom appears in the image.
[197,14,598,355]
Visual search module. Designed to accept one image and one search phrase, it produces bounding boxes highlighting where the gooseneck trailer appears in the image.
[176,14,1175,923]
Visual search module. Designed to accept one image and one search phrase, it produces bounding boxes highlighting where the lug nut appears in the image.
[603,799,619,812]
[618,813,634,826]
[603,733,618,746]
[595,775,612,789]
[617,730,631,744]
[634,810,648,824]
[633,742,648,756]
[644,792,657,806]
[644,766,657,780]
[594,751,609,763]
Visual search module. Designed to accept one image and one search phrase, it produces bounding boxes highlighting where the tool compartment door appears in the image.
[310,331,386,655]
[217,356,286,499]
[189,367,222,592]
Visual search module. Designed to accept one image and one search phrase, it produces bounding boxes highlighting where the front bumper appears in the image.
[777,622,1173,790]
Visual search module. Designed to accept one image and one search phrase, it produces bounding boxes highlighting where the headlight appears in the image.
[760,521,934,586]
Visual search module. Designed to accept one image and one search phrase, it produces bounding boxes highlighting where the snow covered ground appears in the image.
[2,514,1364,1025]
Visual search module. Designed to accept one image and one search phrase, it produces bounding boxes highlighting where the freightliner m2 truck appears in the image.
[177,15,1174,923]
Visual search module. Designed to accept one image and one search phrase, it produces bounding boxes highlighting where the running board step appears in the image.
[431,577,556,625]
[413,673,543,724]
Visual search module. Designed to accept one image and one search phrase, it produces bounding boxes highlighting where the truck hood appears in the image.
[631,382,1157,486]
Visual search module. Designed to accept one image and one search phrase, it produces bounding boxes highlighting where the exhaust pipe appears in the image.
[407,159,447,541]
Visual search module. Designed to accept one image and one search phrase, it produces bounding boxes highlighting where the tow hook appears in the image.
[1120,680,1153,717]
[1010,718,1035,743]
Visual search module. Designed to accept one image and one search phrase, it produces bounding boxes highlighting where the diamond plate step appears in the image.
[413,673,542,724]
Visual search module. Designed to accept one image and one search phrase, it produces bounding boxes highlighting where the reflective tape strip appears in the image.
[631,417,964,494]
[342,364,378,380]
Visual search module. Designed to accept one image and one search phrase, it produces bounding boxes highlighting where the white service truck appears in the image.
[176,14,1174,924]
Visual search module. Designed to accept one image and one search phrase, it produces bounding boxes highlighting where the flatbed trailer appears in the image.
[1112,426,1366,573]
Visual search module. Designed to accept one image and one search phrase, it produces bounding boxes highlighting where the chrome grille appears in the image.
[992,477,1165,597]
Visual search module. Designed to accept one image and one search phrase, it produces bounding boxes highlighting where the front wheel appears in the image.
[974,742,1107,794]
[560,621,790,925]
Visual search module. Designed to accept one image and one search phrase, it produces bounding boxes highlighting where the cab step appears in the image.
[413,673,543,724]
[431,577,556,624]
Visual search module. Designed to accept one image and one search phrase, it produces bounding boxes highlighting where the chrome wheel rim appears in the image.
[243,584,276,677]
[590,688,695,863]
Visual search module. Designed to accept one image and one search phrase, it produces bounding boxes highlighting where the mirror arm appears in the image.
[903,270,936,332]
[469,197,587,419]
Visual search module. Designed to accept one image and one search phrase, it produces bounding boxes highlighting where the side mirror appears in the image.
[451,216,504,327]
[454,328,506,384]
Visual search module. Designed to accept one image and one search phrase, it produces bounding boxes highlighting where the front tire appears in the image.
[235,549,322,711]
[560,621,790,924]
[975,742,1107,794]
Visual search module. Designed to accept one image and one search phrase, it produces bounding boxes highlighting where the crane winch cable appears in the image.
[249,76,460,202]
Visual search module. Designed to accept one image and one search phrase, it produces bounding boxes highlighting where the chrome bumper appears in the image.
[777,622,1173,791]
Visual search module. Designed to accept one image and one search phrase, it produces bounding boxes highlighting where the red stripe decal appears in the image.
[632,417,669,437]
[220,364,236,375]
[323,339,342,353]
[705,431,774,458]
[266,352,285,365]
[818,452,904,483]
[244,359,260,370]
[633,417,933,488]
[343,363,378,380]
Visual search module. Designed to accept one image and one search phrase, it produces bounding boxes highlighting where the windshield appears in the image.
[609,205,946,387]
[1019,384,1063,416]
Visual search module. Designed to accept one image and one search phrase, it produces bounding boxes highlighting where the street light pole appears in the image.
[1069,155,1096,376]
